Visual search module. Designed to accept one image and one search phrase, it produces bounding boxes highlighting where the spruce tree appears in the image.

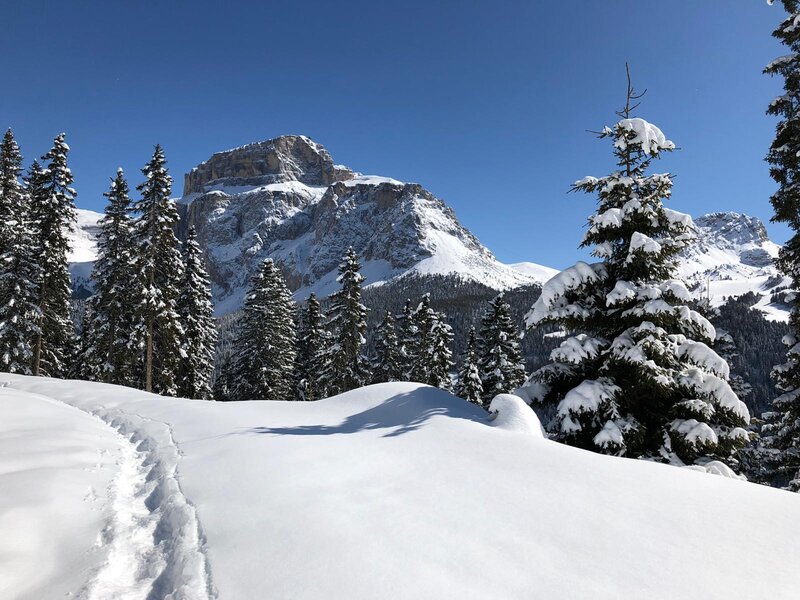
[409,294,453,390]
[372,310,402,383]
[295,293,328,400]
[132,145,184,395]
[83,169,138,384]
[230,258,296,400]
[522,75,750,466]
[456,326,484,405]
[478,293,527,404]
[29,134,77,377]
[0,130,41,373]
[319,248,370,395]
[397,298,417,380]
[176,226,217,399]
[764,1,800,489]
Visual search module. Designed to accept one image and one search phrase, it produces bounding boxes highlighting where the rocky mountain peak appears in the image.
[693,212,770,248]
[183,135,354,195]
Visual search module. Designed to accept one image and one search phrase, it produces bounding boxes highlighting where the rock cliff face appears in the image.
[183,136,354,196]
[177,135,538,314]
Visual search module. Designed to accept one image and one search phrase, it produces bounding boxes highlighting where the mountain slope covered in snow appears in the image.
[1,376,799,599]
[677,212,790,320]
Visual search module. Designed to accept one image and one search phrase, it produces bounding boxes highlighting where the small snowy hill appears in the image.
[678,212,790,321]
[1,376,798,599]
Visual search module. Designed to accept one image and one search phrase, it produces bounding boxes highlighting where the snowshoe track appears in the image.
[79,407,216,600]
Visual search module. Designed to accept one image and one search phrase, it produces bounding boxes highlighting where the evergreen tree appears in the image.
[132,145,184,395]
[522,76,750,466]
[230,258,296,400]
[82,170,138,384]
[0,130,41,373]
[397,298,417,380]
[456,326,484,405]
[320,248,370,395]
[409,294,453,390]
[295,293,327,401]
[372,310,402,383]
[764,2,800,489]
[176,226,217,399]
[478,293,527,404]
[29,134,77,377]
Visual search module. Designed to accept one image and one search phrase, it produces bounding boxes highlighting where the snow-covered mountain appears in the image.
[67,208,103,298]
[177,135,544,313]
[677,212,790,321]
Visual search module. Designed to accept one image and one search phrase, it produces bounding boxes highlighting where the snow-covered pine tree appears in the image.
[397,298,417,380]
[456,326,484,405]
[230,258,296,400]
[132,145,185,395]
[372,310,402,383]
[82,169,139,385]
[295,293,327,400]
[409,294,453,390]
[176,226,217,399]
[477,293,527,404]
[0,130,41,374]
[29,134,77,377]
[763,2,800,490]
[521,74,750,466]
[319,248,370,395]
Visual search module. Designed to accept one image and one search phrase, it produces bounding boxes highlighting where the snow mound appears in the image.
[685,461,746,480]
[487,394,545,437]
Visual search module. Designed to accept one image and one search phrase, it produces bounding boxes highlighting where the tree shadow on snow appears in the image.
[238,390,487,439]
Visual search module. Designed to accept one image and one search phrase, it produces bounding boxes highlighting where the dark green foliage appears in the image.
[82,170,139,385]
[132,145,184,395]
[478,293,527,404]
[30,135,77,377]
[230,259,296,401]
[456,326,484,405]
[319,248,370,395]
[177,227,217,399]
[764,2,800,490]
[371,310,402,383]
[295,293,328,400]
[0,130,41,374]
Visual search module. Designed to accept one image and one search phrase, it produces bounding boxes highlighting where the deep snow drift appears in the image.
[1,376,799,599]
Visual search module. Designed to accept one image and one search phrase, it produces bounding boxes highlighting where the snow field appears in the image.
[2,377,800,599]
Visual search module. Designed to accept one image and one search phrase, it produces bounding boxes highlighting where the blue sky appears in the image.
[0,1,788,268]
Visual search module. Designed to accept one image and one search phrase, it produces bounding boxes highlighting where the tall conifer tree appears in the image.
[231,258,296,400]
[456,326,484,405]
[0,130,40,373]
[478,293,527,404]
[83,169,138,384]
[295,293,327,400]
[372,310,402,383]
[764,1,800,489]
[30,134,77,377]
[132,145,184,395]
[320,248,370,395]
[177,226,217,399]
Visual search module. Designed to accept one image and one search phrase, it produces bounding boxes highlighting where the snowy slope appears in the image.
[677,212,790,321]
[1,375,799,599]
[507,261,560,284]
[66,208,103,296]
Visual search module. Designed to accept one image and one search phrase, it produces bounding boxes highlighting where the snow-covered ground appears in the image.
[1,376,798,599]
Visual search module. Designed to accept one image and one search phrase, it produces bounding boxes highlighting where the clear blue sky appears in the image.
[0,0,788,268]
